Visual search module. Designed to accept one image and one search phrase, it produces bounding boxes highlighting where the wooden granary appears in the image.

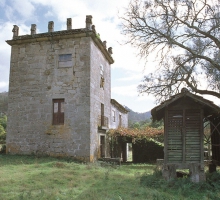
[151,88,220,182]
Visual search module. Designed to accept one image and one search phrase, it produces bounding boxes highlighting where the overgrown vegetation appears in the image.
[140,168,220,200]
[0,155,220,200]
[0,115,7,152]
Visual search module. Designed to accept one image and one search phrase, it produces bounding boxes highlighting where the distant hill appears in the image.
[0,92,8,114]
[125,106,151,123]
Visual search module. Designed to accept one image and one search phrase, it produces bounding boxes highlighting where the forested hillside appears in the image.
[125,106,151,123]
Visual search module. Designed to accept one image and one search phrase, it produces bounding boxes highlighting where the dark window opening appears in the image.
[58,54,72,68]
[59,54,72,62]
[53,99,64,125]
[100,135,105,158]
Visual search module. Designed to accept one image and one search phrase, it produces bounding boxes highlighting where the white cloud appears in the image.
[44,11,53,18]
[0,0,6,7]
[12,0,35,19]
[117,75,141,82]
[4,5,14,21]
[0,22,13,89]
[0,81,8,92]
[112,84,138,97]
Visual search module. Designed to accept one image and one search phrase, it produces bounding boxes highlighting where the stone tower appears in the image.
[6,16,114,162]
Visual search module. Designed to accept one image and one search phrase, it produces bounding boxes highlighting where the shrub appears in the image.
[0,124,6,143]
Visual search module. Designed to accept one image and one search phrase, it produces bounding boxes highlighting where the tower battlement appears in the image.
[7,15,114,64]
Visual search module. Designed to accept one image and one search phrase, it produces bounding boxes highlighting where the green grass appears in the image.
[0,155,220,200]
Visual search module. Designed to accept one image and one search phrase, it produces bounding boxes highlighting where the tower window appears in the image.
[58,54,72,68]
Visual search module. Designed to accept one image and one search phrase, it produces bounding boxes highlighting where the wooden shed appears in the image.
[151,88,220,182]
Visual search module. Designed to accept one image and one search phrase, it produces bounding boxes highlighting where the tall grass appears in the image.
[0,155,220,199]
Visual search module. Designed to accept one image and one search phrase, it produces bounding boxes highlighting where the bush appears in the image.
[0,115,7,144]
[0,115,7,129]
[0,124,6,143]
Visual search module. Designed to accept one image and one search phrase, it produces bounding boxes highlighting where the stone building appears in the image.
[6,16,128,162]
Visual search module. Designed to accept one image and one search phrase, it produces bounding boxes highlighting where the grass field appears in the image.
[0,155,220,200]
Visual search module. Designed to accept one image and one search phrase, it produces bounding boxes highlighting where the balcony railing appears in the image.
[98,115,109,129]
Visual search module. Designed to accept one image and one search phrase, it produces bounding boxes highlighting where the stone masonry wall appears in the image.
[6,36,92,161]
[90,39,111,160]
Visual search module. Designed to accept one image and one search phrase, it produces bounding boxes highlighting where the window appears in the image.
[100,65,104,75]
[112,110,116,122]
[58,54,72,68]
[53,99,64,125]
[100,76,105,88]
[100,65,104,88]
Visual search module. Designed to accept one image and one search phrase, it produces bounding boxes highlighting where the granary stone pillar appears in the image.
[31,24,36,35]
[48,21,54,32]
[86,15,92,30]
[162,164,177,180]
[67,18,72,30]
[189,163,206,183]
[12,25,19,38]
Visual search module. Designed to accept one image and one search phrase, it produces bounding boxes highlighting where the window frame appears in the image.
[58,54,72,68]
[52,99,65,125]
[112,110,116,122]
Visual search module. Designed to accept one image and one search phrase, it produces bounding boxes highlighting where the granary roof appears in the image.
[151,88,220,121]
[111,99,129,114]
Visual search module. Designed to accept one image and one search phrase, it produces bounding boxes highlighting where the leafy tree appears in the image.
[121,0,220,103]
[0,115,7,129]
[0,125,6,143]
[149,119,164,129]
[130,122,141,129]
[0,115,7,144]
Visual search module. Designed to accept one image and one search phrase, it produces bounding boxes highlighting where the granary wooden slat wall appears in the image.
[167,110,183,163]
[185,109,202,163]
[166,108,203,164]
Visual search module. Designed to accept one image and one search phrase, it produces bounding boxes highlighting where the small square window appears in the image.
[53,99,64,125]
[58,54,72,68]
[59,54,72,61]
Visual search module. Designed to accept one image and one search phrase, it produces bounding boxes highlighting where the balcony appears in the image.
[98,115,109,129]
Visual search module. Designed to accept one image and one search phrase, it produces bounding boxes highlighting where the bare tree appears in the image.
[121,0,220,103]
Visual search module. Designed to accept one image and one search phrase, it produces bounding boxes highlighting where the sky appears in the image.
[0,0,157,113]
